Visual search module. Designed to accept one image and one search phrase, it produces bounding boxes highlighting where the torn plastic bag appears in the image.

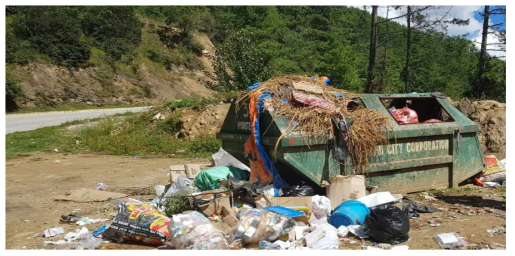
[402,197,441,218]
[212,148,251,172]
[278,181,316,197]
[363,204,410,244]
[233,208,296,245]
[312,195,331,219]
[102,202,170,245]
[227,177,262,203]
[393,107,419,124]
[302,221,339,249]
[194,166,250,191]
[168,211,229,249]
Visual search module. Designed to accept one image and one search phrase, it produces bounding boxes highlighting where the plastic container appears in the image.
[329,200,370,228]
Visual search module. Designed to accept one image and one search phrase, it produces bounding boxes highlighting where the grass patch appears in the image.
[76,110,220,158]
[6,100,224,159]
[427,185,480,197]
[6,125,74,159]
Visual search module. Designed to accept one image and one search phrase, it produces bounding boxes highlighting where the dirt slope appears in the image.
[10,32,218,109]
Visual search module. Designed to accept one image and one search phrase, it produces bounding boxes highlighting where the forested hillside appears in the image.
[6,6,506,111]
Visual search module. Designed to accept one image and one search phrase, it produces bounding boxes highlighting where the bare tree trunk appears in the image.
[366,6,378,93]
[477,5,489,98]
[405,5,411,93]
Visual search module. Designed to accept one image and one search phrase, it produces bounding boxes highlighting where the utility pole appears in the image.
[366,5,378,93]
[405,5,411,93]
[477,5,489,98]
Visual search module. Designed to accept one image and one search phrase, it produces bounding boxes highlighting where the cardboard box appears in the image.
[169,164,203,182]
[213,206,239,235]
[169,165,187,183]
[189,190,234,216]
[185,164,201,179]
[326,175,366,209]
[256,196,313,213]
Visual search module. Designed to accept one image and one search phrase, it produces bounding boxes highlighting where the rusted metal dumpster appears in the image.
[217,93,485,194]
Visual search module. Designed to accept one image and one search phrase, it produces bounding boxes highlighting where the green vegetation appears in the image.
[6,99,224,159]
[6,6,506,112]
[428,185,480,197]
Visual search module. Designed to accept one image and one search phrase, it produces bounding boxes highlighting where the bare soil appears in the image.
[6,152,505,250]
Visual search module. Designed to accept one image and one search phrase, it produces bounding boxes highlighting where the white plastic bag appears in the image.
[212,148,250,172]
[304,222,339,250]
[312,195,331,219]
[357,192,397,208]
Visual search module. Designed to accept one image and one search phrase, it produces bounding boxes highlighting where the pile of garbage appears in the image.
[474,155,506,189]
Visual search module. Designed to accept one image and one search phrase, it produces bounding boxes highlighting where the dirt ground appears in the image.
[6,152,506,250]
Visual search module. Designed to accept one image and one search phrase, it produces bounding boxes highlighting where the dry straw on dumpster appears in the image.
[237,75,390,172]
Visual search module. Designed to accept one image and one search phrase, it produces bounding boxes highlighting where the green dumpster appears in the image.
[217,93,485,194]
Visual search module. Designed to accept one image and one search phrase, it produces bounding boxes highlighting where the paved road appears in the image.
[6,107,150,134]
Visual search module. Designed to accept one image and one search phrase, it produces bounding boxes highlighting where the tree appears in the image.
[9,6,91,67]
[81,6,142,60]
[211,30,271,91]
[366,6,378,93]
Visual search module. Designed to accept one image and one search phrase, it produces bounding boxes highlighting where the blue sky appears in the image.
[473,6,506,31]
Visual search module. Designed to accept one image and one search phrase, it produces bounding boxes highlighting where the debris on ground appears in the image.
[54,188,128,202]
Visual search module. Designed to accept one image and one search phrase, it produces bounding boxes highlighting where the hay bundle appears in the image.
[345,108,390,173]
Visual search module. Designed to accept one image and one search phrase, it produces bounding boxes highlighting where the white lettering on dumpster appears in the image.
[374,139,449,156]
[237,121,251,131]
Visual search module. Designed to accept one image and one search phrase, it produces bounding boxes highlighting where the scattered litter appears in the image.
[44,227,64,237]
[348,225,368,238]
[391,245,409,250]
[486,226,506,237]
[94,183,107,191]
[54,188,127,202]
[54,160,61,163]
[54,148,59,152]
[64,227,89,242]
[300,222,339,250]
[424,195,438,201]
[76,217,109,226]
[337,226,349,238]
[92,225,108,237]
[434,232,467,249]
[79,230,103,250]
[403,197,441,219]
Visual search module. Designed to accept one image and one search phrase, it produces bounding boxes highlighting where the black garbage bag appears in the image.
[278,181,316,197]
[363,204,410,244]
[227,177,262,203]
[402,197,441,219]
